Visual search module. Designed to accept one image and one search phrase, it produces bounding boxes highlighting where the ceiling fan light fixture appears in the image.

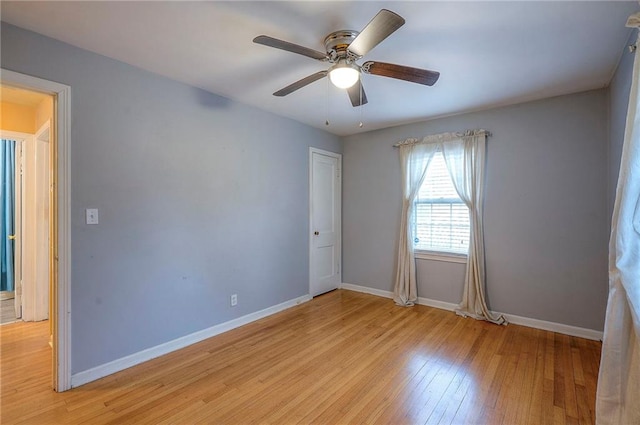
[329,61,360,89]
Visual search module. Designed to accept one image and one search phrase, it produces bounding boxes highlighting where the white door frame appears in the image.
[1,68,71,392]
[15,138,23,319]
[308,147,342,296]
[22,120,51,322]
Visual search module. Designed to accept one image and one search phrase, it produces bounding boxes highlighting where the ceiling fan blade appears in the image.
[347,80,368,107]
[347,9,405,57]
[362,61,440,86]
[273,71,328,97]
[253,35,328,61]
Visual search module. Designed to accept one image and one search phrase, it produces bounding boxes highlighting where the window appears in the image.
[413,150,469,255]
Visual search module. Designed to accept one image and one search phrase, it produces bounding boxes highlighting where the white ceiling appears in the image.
[1,1,637,136]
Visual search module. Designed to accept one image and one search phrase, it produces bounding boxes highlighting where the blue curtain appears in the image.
[1,139,15,292]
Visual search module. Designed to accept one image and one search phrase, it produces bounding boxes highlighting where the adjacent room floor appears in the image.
[0,290,601,424]
[0,298,17,325]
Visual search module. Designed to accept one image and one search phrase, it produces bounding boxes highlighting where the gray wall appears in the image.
[343,90,610,331]
[2,19,631,376]
[1,23,341,374]
[608,28,637,222]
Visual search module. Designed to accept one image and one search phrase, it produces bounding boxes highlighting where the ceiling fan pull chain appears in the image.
[359,76,364,128]
[326,75,330,126]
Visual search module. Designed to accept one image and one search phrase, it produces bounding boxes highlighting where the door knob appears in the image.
[314,231,319,236]
[8,235,16,240]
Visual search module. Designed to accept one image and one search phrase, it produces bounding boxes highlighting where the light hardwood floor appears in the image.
[1,290,601,424]
[0,298,17,324]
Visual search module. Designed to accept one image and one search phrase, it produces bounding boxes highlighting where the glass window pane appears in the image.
[413,151,469,254]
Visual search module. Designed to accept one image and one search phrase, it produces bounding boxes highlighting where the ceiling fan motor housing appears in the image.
[324,30,361,62]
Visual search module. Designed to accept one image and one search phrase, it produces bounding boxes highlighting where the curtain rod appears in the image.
[393,129,492,148]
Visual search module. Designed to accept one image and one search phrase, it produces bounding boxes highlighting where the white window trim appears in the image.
[414,250,467,263]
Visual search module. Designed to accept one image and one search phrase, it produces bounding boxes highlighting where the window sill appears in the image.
[414,250,467,264]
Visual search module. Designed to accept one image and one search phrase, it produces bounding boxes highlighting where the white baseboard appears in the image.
[501,313,603,341]
[71,294,312,388]
[340,283,603,341]
[340,283,393,299]
[417,296,459,312]
[340,282,459,310]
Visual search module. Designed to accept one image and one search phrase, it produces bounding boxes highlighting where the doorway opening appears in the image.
[0,69,71,392]
[1,87,53,326]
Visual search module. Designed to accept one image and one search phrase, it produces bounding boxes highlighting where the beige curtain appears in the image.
[596,21,640,425]
[393,142,438,306]
[442,132,506,325]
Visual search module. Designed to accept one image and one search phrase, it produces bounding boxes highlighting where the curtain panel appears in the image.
[394,142,438,305]
[442,135,505,325]
[1,139,16,293]
[596,22,640,425]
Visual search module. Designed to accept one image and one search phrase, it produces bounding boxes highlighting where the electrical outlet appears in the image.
[230,294,238,307]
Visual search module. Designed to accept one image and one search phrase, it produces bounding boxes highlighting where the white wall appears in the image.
[343,89,609,331]
[1,23,341,374]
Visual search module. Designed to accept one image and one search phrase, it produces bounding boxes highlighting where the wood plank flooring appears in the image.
[0,298,17,325]
[0,290,602,424]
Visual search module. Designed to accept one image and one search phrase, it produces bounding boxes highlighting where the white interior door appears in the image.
[309,149,341,297]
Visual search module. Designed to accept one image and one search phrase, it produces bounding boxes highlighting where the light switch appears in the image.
[86,208,99,225]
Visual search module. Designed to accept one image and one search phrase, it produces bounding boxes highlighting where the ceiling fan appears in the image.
[253,9,440,107]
